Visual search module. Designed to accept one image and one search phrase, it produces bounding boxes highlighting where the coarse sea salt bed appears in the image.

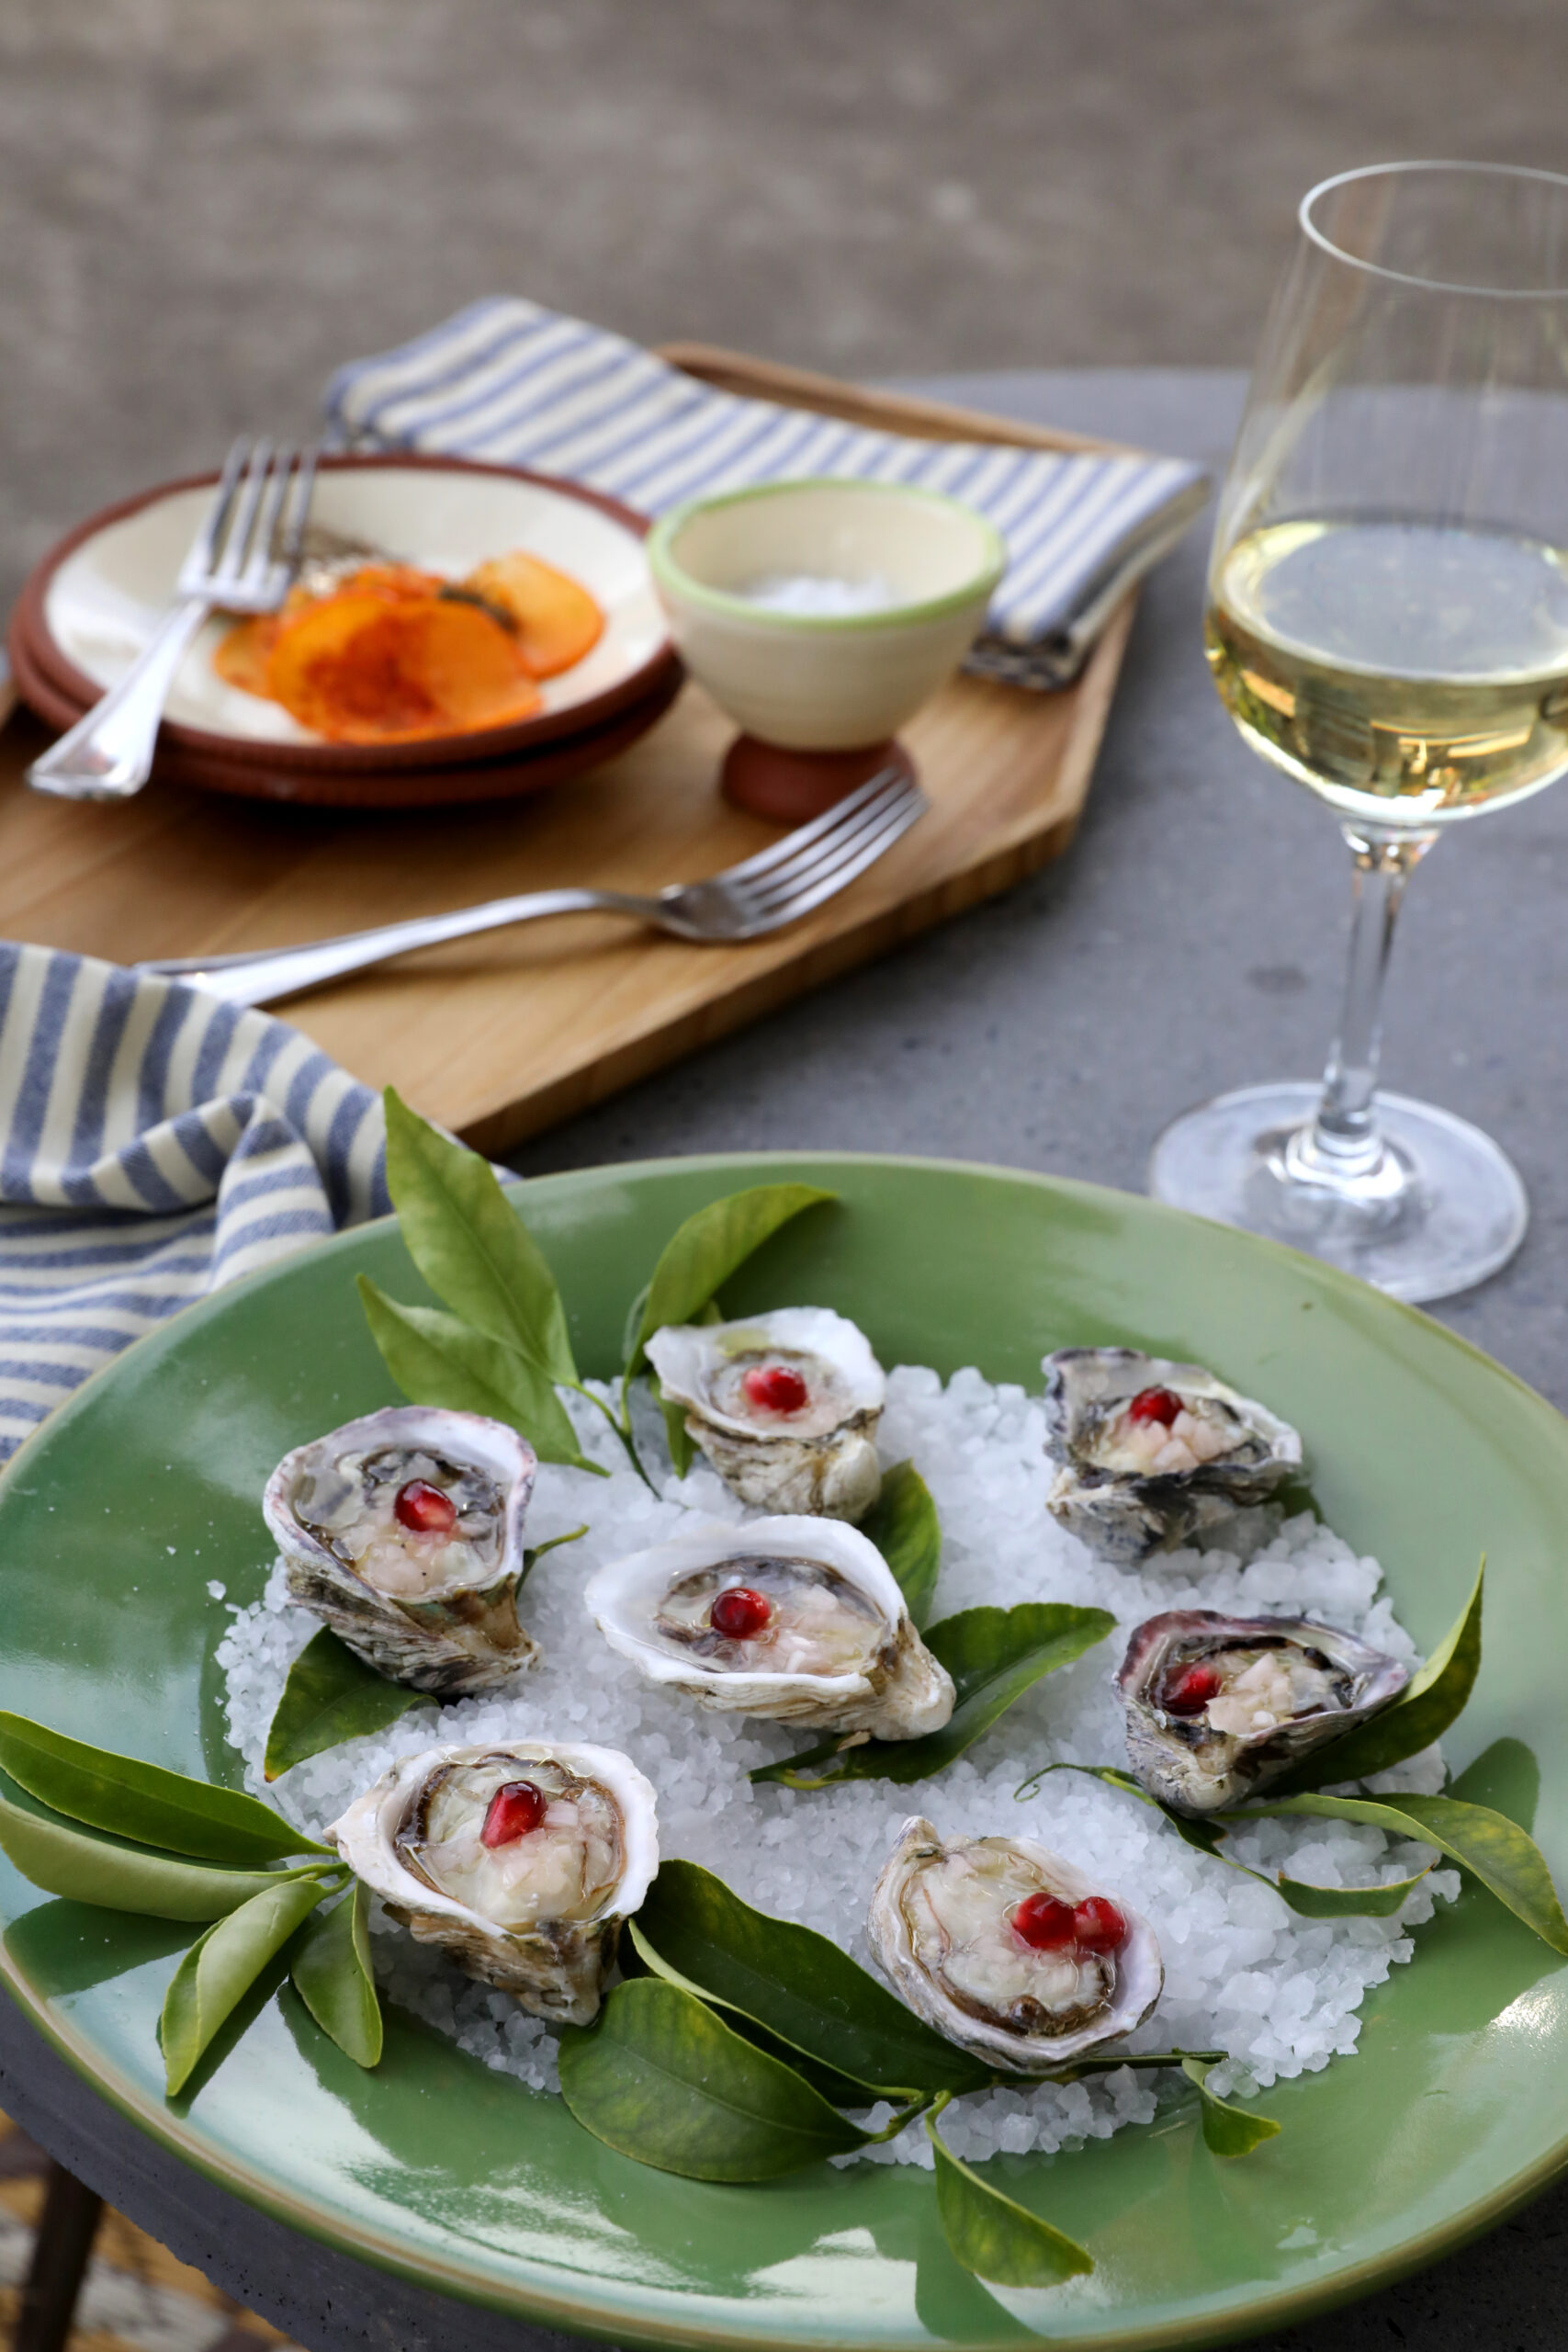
[216,1364,1458,2172]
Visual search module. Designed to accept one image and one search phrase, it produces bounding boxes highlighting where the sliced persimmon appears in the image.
[265,589,541,743]
[465,551,604,678]
[212,614,283,698]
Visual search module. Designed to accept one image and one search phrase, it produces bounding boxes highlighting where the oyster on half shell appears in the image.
[646,1306,885,1521]
[868,1816,1163,2073]
[1043,1347,1303,1563]
[264,1407,538,1695]
[1115,1609,1409,1815]
[330,1738,659,2026]
[583,1513,953,1739]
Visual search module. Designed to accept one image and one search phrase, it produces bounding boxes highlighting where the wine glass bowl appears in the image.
[1151,163,1568,1302]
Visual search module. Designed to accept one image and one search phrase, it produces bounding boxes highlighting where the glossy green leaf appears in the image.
[656,1383,695,1477]
[0,1781,330,1922]
[1181,2058,1281,2156]
[265,1630,434,1782]
[557,1978,868,2179]
[162,1871,333,2095]
[384,1088,576,1382]
[755,1604,1114,1789]
[861,1461,942,1630]
[1245,1790,1568,1951]
[0,1713,328,1864]
[356,1277,606,1475]
[627,1183,836,1373]
[631,1860,990,2095]
[1268,1558,1485,1796]
[291,1880,383,2068]
[929,2115,1093,2286]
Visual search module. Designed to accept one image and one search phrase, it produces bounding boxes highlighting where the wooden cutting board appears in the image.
[0,351,1139,1158]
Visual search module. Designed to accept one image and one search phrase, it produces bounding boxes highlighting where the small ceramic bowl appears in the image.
[648,478,1006,819]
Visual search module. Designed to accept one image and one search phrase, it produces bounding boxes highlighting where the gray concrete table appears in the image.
[3,369,1562,2352]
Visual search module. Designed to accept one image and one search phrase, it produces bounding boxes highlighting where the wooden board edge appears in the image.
[656,341,1142,458]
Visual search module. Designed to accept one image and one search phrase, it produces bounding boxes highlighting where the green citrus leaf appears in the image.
[0,1781,330,1922]
[384,1088,576,1383]
[356,1276,606,1475]
[265,1629,435,1782]
[628,1184,836,1374]
[558,1977,868,2179]
[1180,2058,1281,2156]
[0,1713,327,1863]
[929,2114,1093,2286]
[290,1879,383,2068]
[860,1461,941,1630]
[162,1871,332,2095]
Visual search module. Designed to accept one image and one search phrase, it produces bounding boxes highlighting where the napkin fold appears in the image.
[0,947,388,1462]
[324,298,1208,687]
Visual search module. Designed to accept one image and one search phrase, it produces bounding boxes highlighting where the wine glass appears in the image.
[1149,161,1568,1302]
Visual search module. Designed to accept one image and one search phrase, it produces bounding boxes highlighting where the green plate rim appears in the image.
[0,1147,1564,2351]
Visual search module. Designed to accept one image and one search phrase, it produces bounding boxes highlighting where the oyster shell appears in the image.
[868,1815,1163,2073]
[646,1306,885,1521]
[1043,1347,1303,1562]
[1115,1609,1409,1815]
[330,1738,658,2026]
[583,1514,953,1739]
[264,1407,538,1695]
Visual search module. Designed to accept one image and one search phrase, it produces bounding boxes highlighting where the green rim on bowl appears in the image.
[647,478,1009,630]
[0,1151,1564,2352]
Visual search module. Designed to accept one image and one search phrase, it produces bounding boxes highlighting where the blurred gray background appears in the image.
[5,0,1568,615]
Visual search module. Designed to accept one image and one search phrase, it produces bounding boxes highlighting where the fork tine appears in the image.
[746,794,925,929]
[272,443,320,567]
[744,782,923,910]
[715,765,906,886]
[210,438,274,585]
[187,437,254,578]
[245,446,299,587]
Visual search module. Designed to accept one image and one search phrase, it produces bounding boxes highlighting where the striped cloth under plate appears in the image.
[323,298,1209,687]
[0,945,388,1462]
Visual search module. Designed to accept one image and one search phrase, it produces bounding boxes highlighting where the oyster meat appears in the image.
[1115,1608,1409,1814]
[330,1738,659,2025]
[868,1815,1163,2072]
[1043,1347,1303,1562]
[646,1306,885,1521]
[583,1514,953,1738]
[264,1407,538,1695]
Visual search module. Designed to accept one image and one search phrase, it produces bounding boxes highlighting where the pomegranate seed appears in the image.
[1071,1896,1128,1953]
[480,1781,547,1847]
[1161,1660,1222,1716]
[710,1584,773,1638]
[1127,1386,1183,1427]
[1011,1892,1077,1950]
[741,1363,809,1415]
[394,1479,457,1536]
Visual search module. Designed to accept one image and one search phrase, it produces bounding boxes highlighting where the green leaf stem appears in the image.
[860,1461,942,1630]
[928,2110,1093,2287]
[162,1871,334,2095]
[522,1525,590,1582]
[383,1089,576,1383]
[290,1880,383,2068]
[557,1978,869,2179]
[356,1277,606,1475]
[1266,1559,1486,1796]
[754,1604,1114,1789]
[0,1713,329,1864]
[0,1782,331,1922]
[626,1183,836,1375]
[630,1860,989,2096]
[265,1630,435,1782]
[1180,2059,1281,2156]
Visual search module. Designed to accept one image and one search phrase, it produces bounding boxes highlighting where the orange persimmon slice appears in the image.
[213,614,283,697]
[265,590,542,743]
[465,551,604,678]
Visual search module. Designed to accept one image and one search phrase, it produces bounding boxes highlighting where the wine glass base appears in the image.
[1147,1082,1528,1304]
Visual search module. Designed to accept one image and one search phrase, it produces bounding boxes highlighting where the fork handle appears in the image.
[134,887,660,1007]
[28,598,211,802]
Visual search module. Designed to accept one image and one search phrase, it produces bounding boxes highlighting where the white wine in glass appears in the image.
[1150,163,1568,1301]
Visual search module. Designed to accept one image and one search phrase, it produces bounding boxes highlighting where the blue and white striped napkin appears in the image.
[324,299,1208,688]
[0,947,388,1462]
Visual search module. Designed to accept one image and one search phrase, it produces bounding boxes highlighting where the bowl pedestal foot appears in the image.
[719,734,916,823]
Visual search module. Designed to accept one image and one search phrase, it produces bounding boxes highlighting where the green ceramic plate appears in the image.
[0,1153,1564,2352]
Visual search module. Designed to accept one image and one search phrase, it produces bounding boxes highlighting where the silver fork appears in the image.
[136,766,927,1007]
[28,438,319,803]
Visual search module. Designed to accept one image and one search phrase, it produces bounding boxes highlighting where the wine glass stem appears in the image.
[1302,822,1438,1183]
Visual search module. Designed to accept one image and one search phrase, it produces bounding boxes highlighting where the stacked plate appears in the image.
[7,455,683,808]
